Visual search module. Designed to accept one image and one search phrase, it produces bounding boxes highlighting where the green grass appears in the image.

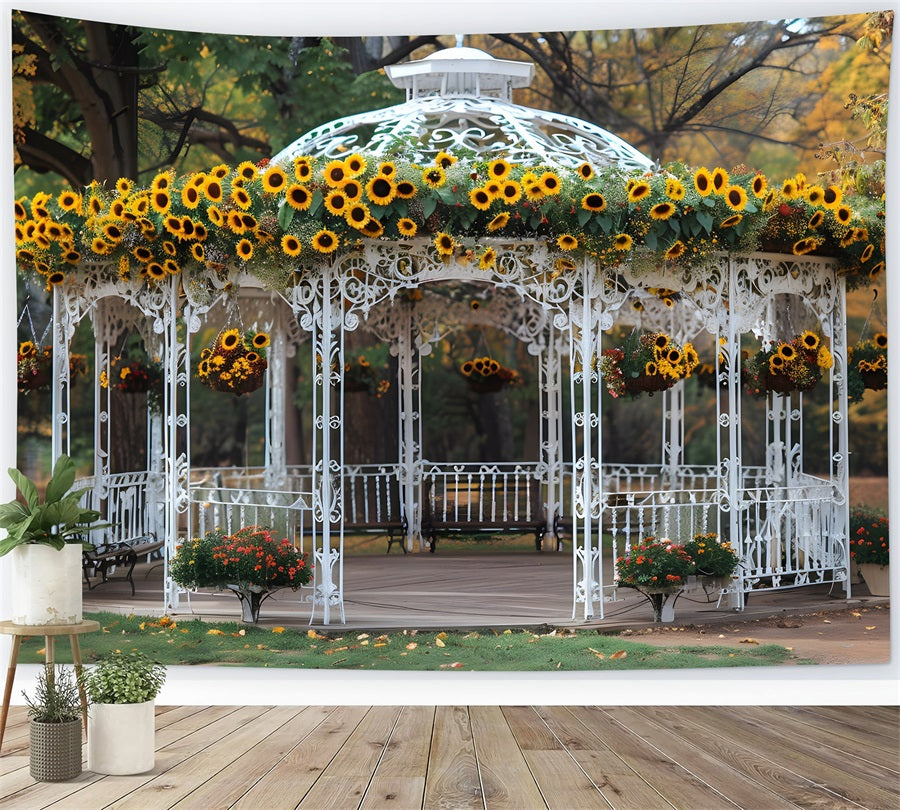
[15,611,803,671]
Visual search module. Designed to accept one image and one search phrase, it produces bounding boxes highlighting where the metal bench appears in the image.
[82,534,164,596]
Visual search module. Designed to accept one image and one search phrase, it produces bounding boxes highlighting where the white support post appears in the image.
[396,302,420,550]
[264,304,287,488]
[50,288,72,462]
[832,277,852,596]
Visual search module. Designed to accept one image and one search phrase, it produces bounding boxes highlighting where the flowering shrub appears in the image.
[600,332,699,398]
[197,328,269,395]
[169,526,312,591]
[743,331,832,396]
[615,537,695,589]
[459,356,521,392]
[849,505,889,567]
[683,533,739,577]
[17,341,87,392]
[14,156,885,298]
[847,332,887,404]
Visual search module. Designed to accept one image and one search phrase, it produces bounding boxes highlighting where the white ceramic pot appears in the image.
[10,543,83,626]
[858,563,890,597]
[88,701,156,774]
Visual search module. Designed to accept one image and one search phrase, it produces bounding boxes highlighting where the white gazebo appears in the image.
[32,46,866,625]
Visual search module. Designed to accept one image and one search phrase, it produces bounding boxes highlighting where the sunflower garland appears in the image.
[197,328,269,395]
[13,153,885,297]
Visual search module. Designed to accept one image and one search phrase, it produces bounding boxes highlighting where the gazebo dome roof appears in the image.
[270,45,653,172]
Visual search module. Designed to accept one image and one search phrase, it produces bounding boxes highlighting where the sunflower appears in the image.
[191,243,205,262]
[805,185,825,206]
[252,332,270,349]
[395,180,417,199]
[323,160,349,187]
[163,259,180,275]
[469,187,493,210]
[150,189,171,214]
[581,192,606,212]
[181,217,198,239]
[693,167,713,196]
[644,361,658,376]
[63,250,81,265]
[777,343,796,361]
[834,205,852,225]
[667,348,682,364]
[378,161,396,178]
[57,191,81,213]
[262,166,288,194]
[151,171,172,191]
[285,184,313,211]
[46,271,66,288]
[860,244,875,263]
[769,354,785,372]
[869,262,885,279]
[649,202,675,220]
[720,215,742,228]
[556,234,578,251]
[539,171,561,195]
[654,334,670,351]
[434,232,455,256]
[366,176,396,206]
[340,179,363,202]
[293,156,313,181]
[207,206,224,227]
[627,181,651,203]
[808,211,825,229]
[163,215,182,236]
[665,241,686,260]
[421,167,446,188]
[101,221,123,243]
[479,247,497,270]
[817,346,833,369]
[90,237,111,255]
[110,200,128,219]
[821,185,842,209]
[488,212,510,232]
[800,331,820,351]
[18,340,36,357]
[230,187,252,209]
[500,181,522,205]
[874,333,888,349]
[575,162,594,180]
[397,218,417,237]
[751,174,768,198]
[665,178,685,200]
[145,262,166,281]
[792,237,819,255]
[524,183,545,201]
[281,234,302,256]
[343,153,367,176]
[711,168,729,194]
[312,229,339,253]
[180,184,201,209]
[781,179,799,199]
[324,189,349,215]
[613,233,633,251]
[235,239,253,261]
[161,240,177,257]
[488,159,512,181]
[219,329,241,352]
[724,185,747,211]
[344,202,371,229]
[362,219,384,238]
[435,151,457,169]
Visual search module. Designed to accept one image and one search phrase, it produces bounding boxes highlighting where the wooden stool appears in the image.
[0,619,100,754]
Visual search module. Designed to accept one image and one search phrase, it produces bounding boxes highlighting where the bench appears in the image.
[341,469,408,553]
[422,476,547,553]
[82,534,164,596]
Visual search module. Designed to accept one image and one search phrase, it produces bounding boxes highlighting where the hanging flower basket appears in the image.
[337,350,392,397]
[743,331,831,397]
[847,332,887,403]
[18,342,89,393]
[459,356,521,393]
[197,327,269,395]
[600,332,699,399]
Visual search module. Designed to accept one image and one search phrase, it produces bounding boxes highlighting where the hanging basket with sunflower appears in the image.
[197,327,269,395]
[17,342,88,392]
[340,351,392,397]
[459,356,522,393]
[742,331,831,397]
[847,332,887,404]
[600,332,699,398]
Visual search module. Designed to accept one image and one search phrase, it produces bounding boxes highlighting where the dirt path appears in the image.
[610,603,891,665]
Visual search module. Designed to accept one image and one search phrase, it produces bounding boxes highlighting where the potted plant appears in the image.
[169,525,313,622]
[847,332,887,404]
[614,536,695,621]
[850,505,889,596]
[22,664,84,782]
[600,331,699,399]
[84,651,166,775]
[683,532,739,592]
[742,331,832,397]
[0,454,109,625]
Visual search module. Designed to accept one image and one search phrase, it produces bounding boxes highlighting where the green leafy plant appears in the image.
[615,537,695,589]
[0,454,109,556]
[683,533,740,578]
[22,665,83,723]
[84,651,166,704]
[849,505,889,567]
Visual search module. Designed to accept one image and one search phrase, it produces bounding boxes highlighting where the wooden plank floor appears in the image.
[1,706,897,808]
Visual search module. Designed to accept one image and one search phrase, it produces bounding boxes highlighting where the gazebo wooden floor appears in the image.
[1,704,897,808]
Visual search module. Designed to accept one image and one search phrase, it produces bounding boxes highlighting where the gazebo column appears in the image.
[395,302,421,551]
[50,288,76,463]
[830,279,852,595]
[308,266,345,624]
[571,260,603,620]
[661,384,685,491]
[264,304,288,488]
[539,324,565,548]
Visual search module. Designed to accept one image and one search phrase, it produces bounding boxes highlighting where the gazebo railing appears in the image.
[75,471,162,547]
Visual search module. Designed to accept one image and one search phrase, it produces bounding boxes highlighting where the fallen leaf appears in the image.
[207,629,225,636]
[463,632,480,639]
[357,633,369,640]
[272,627,285,634]
[256,644,266,650]
[405,642,417,650]
[139,622,146,630]
[503,629,512,635]
[332,646,348,653]
[557,661,562,668]
[718,634,725,639]
[237,629,245,636]
[851,611,862,618]
[866,626,877,631]
[436,631,447,640]
[360,640,369,646]
[587,648,606,659]
[374,643,387,648]
[375,635,389,643]
[307,629,327,640]
[435,637,446,648]
[610,650,627,659]
[739,638,759,645]
[823,619,831,624]
[450,662,463,669]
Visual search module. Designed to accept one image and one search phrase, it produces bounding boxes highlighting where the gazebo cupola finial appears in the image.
[385,41,534,101]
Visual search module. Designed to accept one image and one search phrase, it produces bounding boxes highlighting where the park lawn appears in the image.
[13,611,806,671]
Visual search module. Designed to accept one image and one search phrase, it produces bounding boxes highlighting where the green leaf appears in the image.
[577,208,592,227]
[422,195,438,219]
[696,212,714,233]
[45,455,76,504]
[668,219,681,236]
[9,467,38,510]
[701,196,717,208]
[277,201,295,231]
[645,231,658,250]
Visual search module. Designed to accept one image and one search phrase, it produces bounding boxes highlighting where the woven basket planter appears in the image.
[30,719,82,782]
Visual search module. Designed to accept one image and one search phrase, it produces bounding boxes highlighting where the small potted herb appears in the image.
[84,651,166,775]
[22,665,84,782]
